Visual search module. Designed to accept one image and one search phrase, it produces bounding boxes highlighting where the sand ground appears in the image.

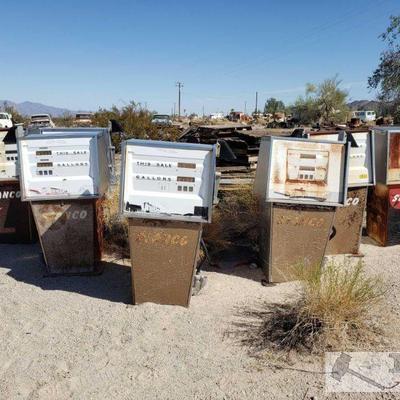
[0,237,399,400]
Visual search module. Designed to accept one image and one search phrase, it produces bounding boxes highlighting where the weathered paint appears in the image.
[367,184,400,246]
[259,203,335,283]
[31,198,104,275]
[128,218,202,307]
[0,180,37,243]
[388,133,400,183]
[325,187,367,255]
[264,138,347,205]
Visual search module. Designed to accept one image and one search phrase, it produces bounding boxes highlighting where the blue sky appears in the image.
[1,0,398,114]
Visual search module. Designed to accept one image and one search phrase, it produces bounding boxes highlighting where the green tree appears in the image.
[264,98,285,121]
[368,15,400,123]
[291,77,348,125]
[91,101,181,151]
[2,102,26,124]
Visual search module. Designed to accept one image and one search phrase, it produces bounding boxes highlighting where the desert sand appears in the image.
[0,237,399,400]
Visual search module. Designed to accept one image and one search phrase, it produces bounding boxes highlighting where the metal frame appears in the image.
[119,139,216,223]
[17,131,106,201]
[373,126,400,185]
[308,130,375,188]
[261,135,349,206]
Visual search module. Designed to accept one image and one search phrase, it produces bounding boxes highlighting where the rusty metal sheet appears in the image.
[128,218,202,307]
[325,187,367,255]
[0,180,37,243]
[388,132,400,183]
[260,203,335,282]
[367,184,400,246]
[31,198,103,275]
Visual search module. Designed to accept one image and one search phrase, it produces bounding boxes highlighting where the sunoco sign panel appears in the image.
[18,134,102,200]
[254,136,348,206]
[120,140,216,222]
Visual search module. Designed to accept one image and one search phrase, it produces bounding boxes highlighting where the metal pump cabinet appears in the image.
[0,127,37,243]
[308,130,375,254]
[366,126,400,246]
[254,136,349,282]
[18,127,114,274]
[120,139,216,306]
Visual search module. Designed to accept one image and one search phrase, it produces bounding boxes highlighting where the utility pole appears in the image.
[176,82,184,117]
[202,105,205,118]
[255,91,258,114]
[244,101,247,114]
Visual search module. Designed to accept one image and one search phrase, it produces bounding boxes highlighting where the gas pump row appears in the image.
[0,124,399,307]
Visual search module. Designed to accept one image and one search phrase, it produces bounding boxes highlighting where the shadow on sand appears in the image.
[1,243,132,304]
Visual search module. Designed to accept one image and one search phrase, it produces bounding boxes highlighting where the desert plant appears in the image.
[203,186,260,252]
[238,260,386,353]
[91,101,181,151]
[102,187,129,257]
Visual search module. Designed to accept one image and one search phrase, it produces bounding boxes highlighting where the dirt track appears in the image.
[0,238,399,400]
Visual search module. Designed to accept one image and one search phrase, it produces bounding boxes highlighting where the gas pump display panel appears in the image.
[255,136,348,206]
[120,140,216,222]
[311,131,374,187]
[19,134,102,200]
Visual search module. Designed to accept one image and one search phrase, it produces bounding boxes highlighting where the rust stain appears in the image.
[128,218,202,307]
[326,187,367,255]
[31,199,103,274]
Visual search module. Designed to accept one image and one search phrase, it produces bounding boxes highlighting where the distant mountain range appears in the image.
[347,100,381,111]
[0,98,384,117]
[0,100,81,117]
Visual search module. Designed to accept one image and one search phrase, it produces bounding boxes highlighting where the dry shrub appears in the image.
[103,187,129,257]
[238,260,386,353]
[203,185,261,252]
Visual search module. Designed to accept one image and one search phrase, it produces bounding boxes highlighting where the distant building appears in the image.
[210,112,224,120]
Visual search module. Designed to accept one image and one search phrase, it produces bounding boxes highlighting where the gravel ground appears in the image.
[0,237,399,400]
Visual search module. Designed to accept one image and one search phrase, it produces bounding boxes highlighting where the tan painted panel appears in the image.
[128,219,201,307]
[261,204,335,282]
[326,187,367,255]
[31,199,103,275]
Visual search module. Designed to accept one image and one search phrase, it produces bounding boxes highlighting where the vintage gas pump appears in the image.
[120,139,216,306]
[309,129,375,254]
[0,126,37,243]
[254,135,349,282]
[367,126,400,246]
[18,127,114,274]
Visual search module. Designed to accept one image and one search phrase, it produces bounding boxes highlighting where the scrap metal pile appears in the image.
[178,124,261,189]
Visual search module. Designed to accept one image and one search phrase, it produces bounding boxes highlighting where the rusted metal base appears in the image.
[325,187,368,255]
[259,203,335,283]
[0,180,37,244]
[367,184,400,246]
[128,218,202,307]
[31,198,104,275]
